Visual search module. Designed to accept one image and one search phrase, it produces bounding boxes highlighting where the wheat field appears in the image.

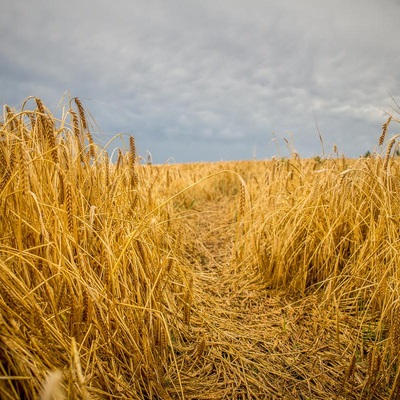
[1,97,400,399]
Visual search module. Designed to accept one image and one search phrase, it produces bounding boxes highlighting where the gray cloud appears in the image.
[1,0,399,162]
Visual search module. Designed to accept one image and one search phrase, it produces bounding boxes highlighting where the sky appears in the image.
[1,0,399,163]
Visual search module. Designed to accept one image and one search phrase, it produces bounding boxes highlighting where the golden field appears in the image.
[1,98,400,399]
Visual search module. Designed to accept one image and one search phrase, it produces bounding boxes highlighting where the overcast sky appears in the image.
[1,0,399,163]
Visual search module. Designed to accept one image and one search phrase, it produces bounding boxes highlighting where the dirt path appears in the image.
[173,197,369,400]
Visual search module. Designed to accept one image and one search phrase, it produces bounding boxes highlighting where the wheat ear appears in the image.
[379,115,392,146]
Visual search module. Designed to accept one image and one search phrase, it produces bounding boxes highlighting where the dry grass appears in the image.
[0,98,190,399]
[1,97,400,399]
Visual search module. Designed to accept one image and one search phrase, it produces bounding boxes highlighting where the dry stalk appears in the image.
[116,148,123,170]
[58,171,65,205]
[73,98,88,131]
[130,136,138,188]
[389,365,400,400]
[69,109,85,164]
[71,337,91,400]
[35,97,58,164]
[104,151,110,189]
[73,98,95,158]
[0,145,7,177]
[380,115,392,146]
[17,141,30,194]
[383,135,400,172]
[65,180,74,234]
[239,182,245,219]
[391,303,400,360]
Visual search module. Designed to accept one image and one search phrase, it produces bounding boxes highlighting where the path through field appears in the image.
[174,194,373,400]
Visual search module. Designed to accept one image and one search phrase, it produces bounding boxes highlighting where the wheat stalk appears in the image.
[73,98,88,131]
[35,98,58,164]
[383,135,400,172]
[129,136,138,188]
[379,115,392,146]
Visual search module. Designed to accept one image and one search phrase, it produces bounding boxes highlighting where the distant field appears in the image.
[1,98,400,399]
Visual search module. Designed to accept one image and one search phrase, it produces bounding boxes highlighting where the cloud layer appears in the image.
[1,0,399,162]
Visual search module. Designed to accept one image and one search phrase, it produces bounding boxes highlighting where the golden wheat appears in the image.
[2,96,400,399]
[380,114,392,146]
